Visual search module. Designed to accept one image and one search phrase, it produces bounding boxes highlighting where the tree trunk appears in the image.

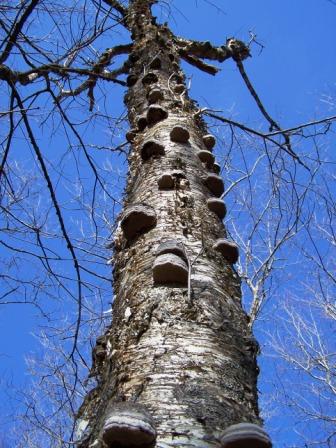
[77,1,262,447]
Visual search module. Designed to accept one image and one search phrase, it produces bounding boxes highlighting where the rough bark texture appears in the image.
[77,2,261,447]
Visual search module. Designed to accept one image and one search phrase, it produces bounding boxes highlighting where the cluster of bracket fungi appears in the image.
[121,54,240,278]
[103,51,271,448]
[101,404,271,448]
[101,402,271,447]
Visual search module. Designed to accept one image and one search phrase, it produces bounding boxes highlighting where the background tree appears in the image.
[0,1,335,447]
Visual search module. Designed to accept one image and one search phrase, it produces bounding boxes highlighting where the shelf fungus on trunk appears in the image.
[153,240,188,286]
[153,253,188,286]
[102,403,157,447]
[213,162,221,174]
[207,198,227,220]
[158,170,185,190]
[174,83,185,94]
[202,134,216,151]
[198,149,215,165]
[146,105,168,125]
[137,115,148,131]
[149,56,162,70]
[120,204,157,242]
[170,125,190,144]
[158,172,175,190]
[204,173,224,197]
[171,73,184,84]
[213,238,239,264]
[142,72,159,85]
[127,74,138,87]
[141,139,165,161]
[220,423,272,448]
[147,88,164,104]
[126,129,137,143]
[156,239,187,260]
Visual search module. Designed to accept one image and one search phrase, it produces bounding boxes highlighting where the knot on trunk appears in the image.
[226,38,251,62]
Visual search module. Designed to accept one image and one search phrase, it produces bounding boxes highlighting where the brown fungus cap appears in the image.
[220,422,272,448]
[102,403,156,447]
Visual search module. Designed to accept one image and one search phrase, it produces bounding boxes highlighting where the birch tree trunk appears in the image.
[77,1,267,447]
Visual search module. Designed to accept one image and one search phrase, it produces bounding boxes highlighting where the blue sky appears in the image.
[0,0,335,446]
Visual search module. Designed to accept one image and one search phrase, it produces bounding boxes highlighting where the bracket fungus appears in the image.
[121,204,157,242]
[149,56,162,70]
[158,170,185,190]
[198,150,215,165]
[137,115,148,131]
[207,198,227,220]
[158,172,174,189]
[213,162,221,175]
[146,105,168,125]
[204,173,224,197]
[153,253,188,286]
[171,73,184,84]
[202,134,216,151]
[141,139,165,161]
[147,88,164,104]
[126,74,138,87]
[170,126,190,143]
[220,422,272,448]
[93,344,105,361]
[126,129,137,143]
[129,52,140,63]
[102,403,157,447]
[213,238,239,264]
[142,72,159,85]
[174,83,185,94]
[156,239,187,260]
